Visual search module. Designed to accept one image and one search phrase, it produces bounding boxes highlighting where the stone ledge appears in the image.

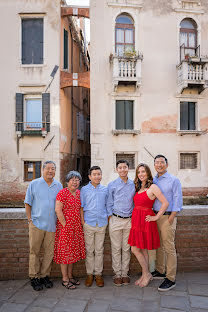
[0,206,208,219]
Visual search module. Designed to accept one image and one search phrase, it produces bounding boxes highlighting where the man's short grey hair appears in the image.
[43,161,56,169]
[66,171,82,182]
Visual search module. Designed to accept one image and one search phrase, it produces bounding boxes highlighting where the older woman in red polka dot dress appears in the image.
[54,171,85,289]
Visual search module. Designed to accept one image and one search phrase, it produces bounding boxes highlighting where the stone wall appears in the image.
[0,207,208,280]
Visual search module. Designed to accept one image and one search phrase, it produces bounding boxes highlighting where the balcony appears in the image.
[177,44,208,93]
[110,53,143,90]
[15,122,49,137]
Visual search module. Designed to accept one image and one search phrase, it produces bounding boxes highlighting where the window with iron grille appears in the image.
[116,153,135,169]
[22,18,43,64]
[180,102,196,130]
[24,161,41,181]
[179,153,198,169]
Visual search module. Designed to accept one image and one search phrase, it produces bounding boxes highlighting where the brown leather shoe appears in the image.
[122,276,130,285]
[85,274,94,287]
[113,276,122,286]
[95,275,104,287]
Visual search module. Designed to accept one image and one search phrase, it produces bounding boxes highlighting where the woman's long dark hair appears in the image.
[134,163,153,192]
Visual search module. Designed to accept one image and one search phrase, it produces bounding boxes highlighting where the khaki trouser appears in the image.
[156,215,177,282]
[109,215,131,277]
[29,222,55,278]
[83,223,107,275]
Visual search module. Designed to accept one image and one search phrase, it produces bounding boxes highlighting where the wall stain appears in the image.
[142,114,177,133]
[200,117,208,132]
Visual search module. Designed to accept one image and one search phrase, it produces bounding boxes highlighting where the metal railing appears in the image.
[180,44,200,62]
[15,122,50,132]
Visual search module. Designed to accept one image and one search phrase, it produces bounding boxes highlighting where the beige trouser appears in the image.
[156,215,177,282]
[29,222,55,278]
[109,215,131,277]
[83,223,107,275]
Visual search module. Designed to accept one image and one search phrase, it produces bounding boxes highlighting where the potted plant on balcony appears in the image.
[124,49,137,58]
[185,53,190,60]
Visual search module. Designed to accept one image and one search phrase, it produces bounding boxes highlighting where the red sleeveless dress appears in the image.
[128,191,160,250]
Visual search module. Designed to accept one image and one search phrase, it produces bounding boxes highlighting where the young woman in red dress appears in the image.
[128,164,169,288]
[54,171,85,289]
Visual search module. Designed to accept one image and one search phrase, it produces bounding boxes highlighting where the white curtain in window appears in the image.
[116,45,124,56]
[26,99,42,129]
[180,32,188,46]
[189,33,196,48]
[116,28,124,43]
[125,29,133,44]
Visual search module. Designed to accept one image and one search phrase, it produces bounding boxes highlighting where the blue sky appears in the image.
[66,0,90,43]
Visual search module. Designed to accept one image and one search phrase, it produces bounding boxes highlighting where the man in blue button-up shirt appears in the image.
[152,155,183,292]
[107,160,135,286]
[80,166,108,287]
[25,161,62,291]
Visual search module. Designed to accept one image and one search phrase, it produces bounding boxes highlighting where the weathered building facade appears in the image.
[90,0,208,197]
[0,0,90,204]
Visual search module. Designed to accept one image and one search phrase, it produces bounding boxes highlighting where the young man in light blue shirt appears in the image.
[151,155,183,292]
[25,161,62,291]
[107,160,135,286]
[80,166,108,287]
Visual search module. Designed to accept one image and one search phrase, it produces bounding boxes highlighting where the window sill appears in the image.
[112,129,140,136]
[20,64,46,68]
[178,130,202,136]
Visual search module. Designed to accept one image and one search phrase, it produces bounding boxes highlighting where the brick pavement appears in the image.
[0,272,208,312]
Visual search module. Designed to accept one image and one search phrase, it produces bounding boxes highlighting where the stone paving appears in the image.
[0,272,208,312]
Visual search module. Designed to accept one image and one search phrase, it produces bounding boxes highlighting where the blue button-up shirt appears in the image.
[107,177,135,217]
[24,177,63,232]
[80,182,108,227]
[153,172,183,212]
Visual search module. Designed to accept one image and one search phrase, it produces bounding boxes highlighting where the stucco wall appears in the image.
[0,0,61,203]
[90,0,208,191]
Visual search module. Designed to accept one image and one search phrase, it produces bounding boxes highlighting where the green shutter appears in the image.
[116,100,125,129]
[42,93,50,132]
[16,93,23,131]
[188,102,196,130]
[125,100,133,129]
[180,102,188,130]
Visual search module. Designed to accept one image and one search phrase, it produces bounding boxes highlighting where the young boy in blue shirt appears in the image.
[80,166,108,287]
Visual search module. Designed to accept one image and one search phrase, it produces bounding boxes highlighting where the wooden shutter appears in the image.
[42,93,50,132]
[116,100,125,129]
[125,100,133,129]
[64,29,68,69]
[180,102,188,130]
[22,19,43,64]
[188,102,196,130]
[16,93,23,131]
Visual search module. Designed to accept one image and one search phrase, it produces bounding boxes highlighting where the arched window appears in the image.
[180,18,197,58]
[115,14,134,56]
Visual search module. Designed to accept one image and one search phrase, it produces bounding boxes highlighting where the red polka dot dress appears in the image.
[54,188,85,264]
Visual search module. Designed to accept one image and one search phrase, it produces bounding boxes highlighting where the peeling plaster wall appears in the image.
[0,0,61,203]
[90,0,208,192]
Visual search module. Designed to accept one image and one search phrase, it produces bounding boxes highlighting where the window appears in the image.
[22,18,43,64]
[25,98,42,130]
[180,18,197,60]
[116,153,135,169]
[16,93,50,133]
[115,14,134,56]
[116,100,133,130]
[77,112,84,140]
[180,152,199,169]
[180,102,196,130]
[24,161,41,181]
[63,29,68,70]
